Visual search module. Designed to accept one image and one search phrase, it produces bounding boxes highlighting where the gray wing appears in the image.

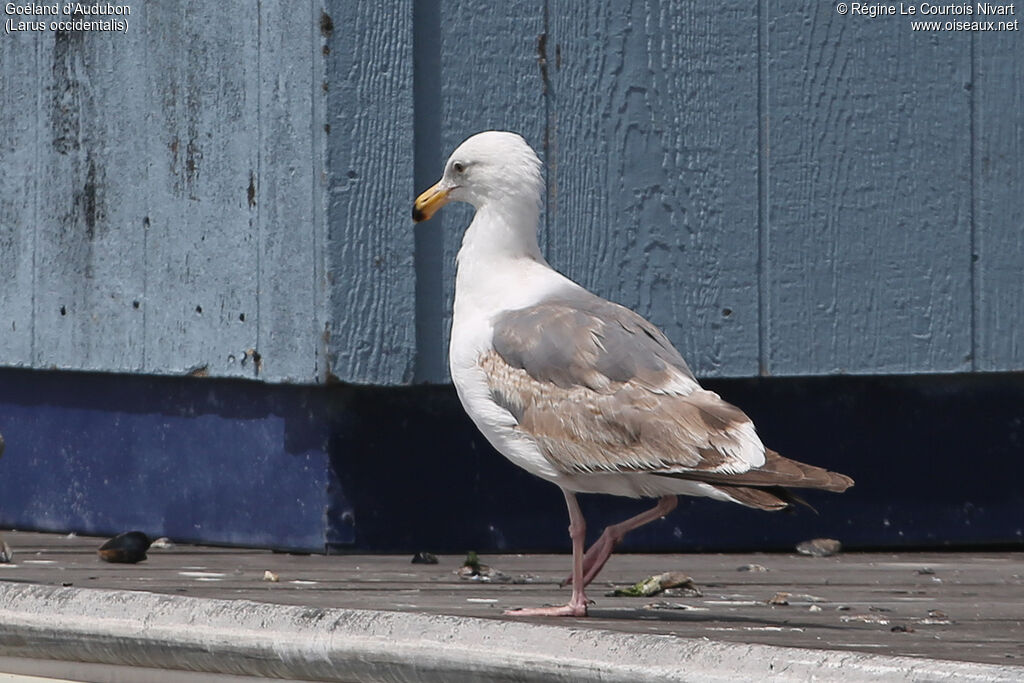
[486,294,765,476]
[492,294,695,392]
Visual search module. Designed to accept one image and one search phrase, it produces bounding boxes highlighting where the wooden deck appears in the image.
[0,531,1021,669]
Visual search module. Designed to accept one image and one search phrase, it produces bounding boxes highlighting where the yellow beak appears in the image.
[412,182,451,222]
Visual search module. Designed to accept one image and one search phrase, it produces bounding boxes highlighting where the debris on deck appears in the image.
[411,551,438,565]
[97,531,151,564]
[608,571,702,598]
[796,537,842,557]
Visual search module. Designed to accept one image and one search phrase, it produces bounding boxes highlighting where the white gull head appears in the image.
[413,131,543,221]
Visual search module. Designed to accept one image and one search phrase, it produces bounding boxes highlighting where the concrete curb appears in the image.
[0,583,1019,682]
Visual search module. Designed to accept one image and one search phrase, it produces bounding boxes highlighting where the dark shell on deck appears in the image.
[98,531,152,564]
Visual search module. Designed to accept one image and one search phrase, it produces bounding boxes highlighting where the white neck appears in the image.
[457,197,544,264]
[452,196,579,329]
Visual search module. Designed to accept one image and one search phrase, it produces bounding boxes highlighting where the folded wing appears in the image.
[486,294,853,499]
[487,294,765,477]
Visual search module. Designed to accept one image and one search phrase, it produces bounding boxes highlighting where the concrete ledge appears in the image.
[0,583,1020,682]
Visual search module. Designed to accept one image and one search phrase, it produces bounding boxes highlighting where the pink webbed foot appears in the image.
[503,597,590,617]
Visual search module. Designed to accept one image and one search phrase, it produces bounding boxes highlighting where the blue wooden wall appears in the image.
[1,1,1021,385]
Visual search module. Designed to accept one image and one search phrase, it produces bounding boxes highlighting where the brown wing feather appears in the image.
[481,349,759,476]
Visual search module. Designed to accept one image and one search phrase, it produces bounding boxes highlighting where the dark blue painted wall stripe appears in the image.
[2,367,1021,552]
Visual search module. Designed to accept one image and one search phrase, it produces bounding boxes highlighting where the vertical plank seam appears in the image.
[756,0,769,376]
[311,0,323,382]
[256,0,263,367]
[969,30,978,372]
[141,8,149,372]
[412,0,445,383]
[542,0,551,262]
[31,31,40,366]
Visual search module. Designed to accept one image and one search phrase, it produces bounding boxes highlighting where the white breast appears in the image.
[449,254,576,483]
[450,356,563,482]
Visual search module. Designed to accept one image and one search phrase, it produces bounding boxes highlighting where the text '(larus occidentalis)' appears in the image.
[413,131,854,617]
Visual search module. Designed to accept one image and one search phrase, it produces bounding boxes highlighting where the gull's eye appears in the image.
[452,161,465,174]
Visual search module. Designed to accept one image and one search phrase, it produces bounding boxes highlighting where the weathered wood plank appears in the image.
[974,32,1024,372]
[256,1,321,383]
[3,2,1018,385]
[323,0,416,384]
[0,30,38,367]
[765,4,972,376]
[141,1,261,379]
[549,0,760,378]
[425,0,548,383]
[33,17,149,371]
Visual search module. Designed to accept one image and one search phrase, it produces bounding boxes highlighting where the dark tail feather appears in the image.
[665,449,854,492]
[778,488,817,513]
[708,484,819,512]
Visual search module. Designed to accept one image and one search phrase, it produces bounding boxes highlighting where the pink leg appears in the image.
[505,489,590,617]
[564,495,678,588]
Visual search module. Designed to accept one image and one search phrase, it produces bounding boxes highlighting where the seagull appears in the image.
[413,131,853,617]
